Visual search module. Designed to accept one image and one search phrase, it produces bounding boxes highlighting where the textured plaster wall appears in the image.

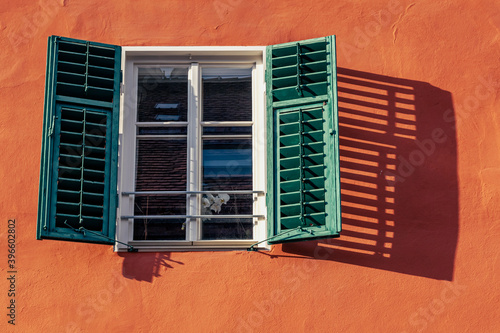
[1,0,500,332]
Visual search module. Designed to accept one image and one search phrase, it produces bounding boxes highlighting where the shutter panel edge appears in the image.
[37,36,121,245]
[266,35,341,245]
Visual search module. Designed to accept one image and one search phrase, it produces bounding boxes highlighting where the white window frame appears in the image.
[116,46,267,251]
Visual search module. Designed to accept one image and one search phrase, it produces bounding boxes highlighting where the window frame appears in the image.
[116,46,268,251]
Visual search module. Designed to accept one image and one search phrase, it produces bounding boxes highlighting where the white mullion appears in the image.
[253,60,267,244]
[187,63,201,241]
[117,60,140,250]
[252,63,258,242]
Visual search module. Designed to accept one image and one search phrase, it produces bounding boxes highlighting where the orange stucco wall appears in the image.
[1,0,500,332]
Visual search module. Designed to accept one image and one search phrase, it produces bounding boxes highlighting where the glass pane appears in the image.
[133,218,185,240]
[134,139,187,240]
[202,68,252,121]
[202,139,253,239]
[136,139,187,190]
[137,67,188,122]
[138,127,187,135]
[134,194,186,216]
[202,139,252,190]
[202,126,252,135]
[201,193,252,215]
[202,218,253,240]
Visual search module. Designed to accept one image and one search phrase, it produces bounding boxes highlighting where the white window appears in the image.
[116,47,267,251]
[37,36,341,251]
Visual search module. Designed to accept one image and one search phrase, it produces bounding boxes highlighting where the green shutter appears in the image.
[37,36,121,244]
[266,36,341,244]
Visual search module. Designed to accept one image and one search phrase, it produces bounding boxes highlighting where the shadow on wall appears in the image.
[118,252,184,282]
[279,67,458,281]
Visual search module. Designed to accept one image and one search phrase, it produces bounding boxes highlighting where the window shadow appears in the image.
[118,252,184,282]
[280,67,458,281]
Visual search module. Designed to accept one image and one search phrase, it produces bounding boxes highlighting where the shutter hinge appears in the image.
[48,116,56,137]
[120,70,124,95]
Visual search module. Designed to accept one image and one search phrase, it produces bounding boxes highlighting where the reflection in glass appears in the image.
[134,139,187,240]
[138,127,187,135]
[202,68,252,121]
[202,218,253,240]
[202,139,253,239]
[137,67,188,122]
[202,126,252,135]
[201,193,253,215]
[133,218,185,240]
[202,139,252,191]
[136,139,187,191]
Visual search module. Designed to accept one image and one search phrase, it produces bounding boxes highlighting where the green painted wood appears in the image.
[266,35,341,244]
[37,36,121,244]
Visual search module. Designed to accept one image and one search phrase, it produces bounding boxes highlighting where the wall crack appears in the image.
[392,3,416,44]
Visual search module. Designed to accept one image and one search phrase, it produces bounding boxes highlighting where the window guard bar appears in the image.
[121,214,265,219]
[122,190,265,196]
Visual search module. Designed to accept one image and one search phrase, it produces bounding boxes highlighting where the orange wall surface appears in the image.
[1,0,500,332]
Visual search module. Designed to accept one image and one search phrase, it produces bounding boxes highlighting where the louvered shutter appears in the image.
[266,36,341,244]
[37,36,121,244]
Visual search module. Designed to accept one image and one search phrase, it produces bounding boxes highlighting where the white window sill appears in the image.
[115,240,269,252]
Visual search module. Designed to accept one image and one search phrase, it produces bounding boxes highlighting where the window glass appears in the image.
[202,68,252,121]
[201,139,253,240]
[137,67,188,122]
[130,64,256,243]
[134,139,187,240]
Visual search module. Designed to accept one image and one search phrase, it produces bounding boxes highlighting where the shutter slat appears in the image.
[58,61,85,73]
[273,60,327,78]
[280,189,325,205]
[57,71,86,85]
[271,50,327,67]
[85,133,105,141]
[272,71,328,89]
[61,119,84,132]
[58,50,86,63]
[88,75,114,89]
[88,65,114,78]
[83,180,105,194]
[58,178,81,190]
[57,82,86,98]
[272,82,328,101]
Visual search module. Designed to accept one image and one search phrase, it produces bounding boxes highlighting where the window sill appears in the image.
[115,240,269,252]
